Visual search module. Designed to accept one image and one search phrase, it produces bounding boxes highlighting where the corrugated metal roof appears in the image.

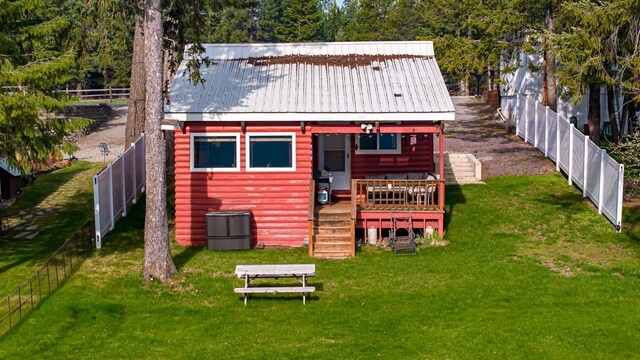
[166,42,455,122]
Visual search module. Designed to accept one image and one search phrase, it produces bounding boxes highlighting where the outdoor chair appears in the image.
[389,211,417,255]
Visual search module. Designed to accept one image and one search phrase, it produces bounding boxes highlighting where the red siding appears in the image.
[350,134,434,178]
[174,122,312,247]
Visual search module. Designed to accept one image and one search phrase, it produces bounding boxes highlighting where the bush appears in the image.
[610,132,640,199]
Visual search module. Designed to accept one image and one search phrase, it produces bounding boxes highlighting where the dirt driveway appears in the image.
[446,96,556,179]
[73,105,127,163]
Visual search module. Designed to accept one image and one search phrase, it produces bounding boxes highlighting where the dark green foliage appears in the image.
[255,0,282,42]
[343,0,395,41]
[276,0,324,42]
[0,0,89,172]
[205,2,258,43]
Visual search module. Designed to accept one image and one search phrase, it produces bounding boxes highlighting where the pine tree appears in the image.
[322,1,347,41]
[255,0,282,42]
[143,0,178,283]
[343,0,395,41]
[207,3,257,43]
[276,0,324,42]
[0,0,88,172]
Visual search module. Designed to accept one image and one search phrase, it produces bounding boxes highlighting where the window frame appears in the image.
[355,133,402,155]
[245,132,297,172]
[190,132,241,172]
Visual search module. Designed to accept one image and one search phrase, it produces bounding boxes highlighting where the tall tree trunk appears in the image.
[607,86,620,143]
[544,3,557,112]
[125,1,146,149]
[144,0,177,283]
[588,84,601,145]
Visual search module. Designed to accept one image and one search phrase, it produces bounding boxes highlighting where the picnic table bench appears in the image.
[234,264,316,305]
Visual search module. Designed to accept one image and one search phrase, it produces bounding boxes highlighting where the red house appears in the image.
[165,41,455,258]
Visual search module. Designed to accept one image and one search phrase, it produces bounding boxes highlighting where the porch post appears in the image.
[438,126,445,238]
[438,127,445,211]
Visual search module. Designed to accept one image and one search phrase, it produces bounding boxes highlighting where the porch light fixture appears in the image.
[360,123,373,134]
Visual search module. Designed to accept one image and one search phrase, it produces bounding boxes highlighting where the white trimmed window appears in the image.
[355,133,401,154]
[246,132,296,171]
[190,133,240,172]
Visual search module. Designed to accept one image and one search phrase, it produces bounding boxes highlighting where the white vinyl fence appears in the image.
[93,134,146,248]
[514,95,624,231]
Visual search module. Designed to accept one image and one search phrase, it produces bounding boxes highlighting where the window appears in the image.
[246,133,296,171]
[190,133,240,172]
[355,133,401,154]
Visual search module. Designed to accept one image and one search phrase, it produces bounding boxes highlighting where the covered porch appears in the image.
[308,122,446,258]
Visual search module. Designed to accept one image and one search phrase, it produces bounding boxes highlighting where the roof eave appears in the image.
[164,112,456,122]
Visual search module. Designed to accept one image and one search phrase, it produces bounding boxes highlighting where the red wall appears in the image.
[174,122,312,247]
[350,134,435,178]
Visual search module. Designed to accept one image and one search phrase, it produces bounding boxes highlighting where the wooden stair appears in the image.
[310,204,354,259]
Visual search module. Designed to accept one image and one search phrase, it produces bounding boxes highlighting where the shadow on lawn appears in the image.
[0,189,94,277]
[444,184,467,231]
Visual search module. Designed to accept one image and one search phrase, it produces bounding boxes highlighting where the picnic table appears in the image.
[234,264,316,305]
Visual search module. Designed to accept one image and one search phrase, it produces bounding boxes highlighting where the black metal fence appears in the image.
[0,221,94,336]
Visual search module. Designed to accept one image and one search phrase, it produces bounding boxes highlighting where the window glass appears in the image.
[193,136,237,168]
[358,134,377,150]
[356,133,401,154]
[249,135,293,168]
[379,134,397,150]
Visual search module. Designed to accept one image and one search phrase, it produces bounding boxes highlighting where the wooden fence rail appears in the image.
[64,88,130,103]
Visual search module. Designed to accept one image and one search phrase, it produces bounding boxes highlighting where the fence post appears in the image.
[93,175,102,249]
[583,135,589,197]
[534,101,539,148]
[598,149,605,214]
[616,164,625,232]
[108,87,113,103]
[544,106,550,157]
[108,164,115,231]
[121,154,127,217]
[568,123,574,185]
[131,141,137,204]
[37,270,42,302]
[524,98,529,142]
[556,114,561,172]
[141,134,146,192]
[515,96,520,135]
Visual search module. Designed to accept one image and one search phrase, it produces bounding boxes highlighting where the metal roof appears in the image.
[165,42,455,122]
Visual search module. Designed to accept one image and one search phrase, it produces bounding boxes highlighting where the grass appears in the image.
[0,162,103,295]
[1,173,640,358]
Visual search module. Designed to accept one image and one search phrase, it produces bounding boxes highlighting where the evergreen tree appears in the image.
[0,0,88,172]
[322,1,347,41]
[255,0,282,42]
[276,0,324,42]
[206,2,257,43]
[552,0,640,144]
[343,0,395,41]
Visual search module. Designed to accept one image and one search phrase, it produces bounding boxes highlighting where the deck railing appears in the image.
[353,179,441,211]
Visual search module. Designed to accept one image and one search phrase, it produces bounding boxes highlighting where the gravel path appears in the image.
[445,96,555,179]
[73,105,127,162]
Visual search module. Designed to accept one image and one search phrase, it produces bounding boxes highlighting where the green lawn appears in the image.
[0,162,103,295]
[1,173,639,359]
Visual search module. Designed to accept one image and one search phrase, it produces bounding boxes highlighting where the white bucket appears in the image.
[367,227,378,245]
